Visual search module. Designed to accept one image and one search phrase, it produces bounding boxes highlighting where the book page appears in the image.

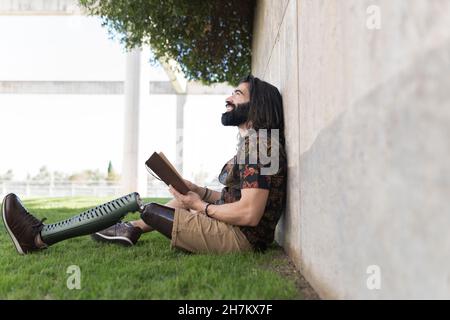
[158,152,185,181]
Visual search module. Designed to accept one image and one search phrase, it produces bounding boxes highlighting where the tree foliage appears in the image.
[106,160,120,183]
[79,0,256,85]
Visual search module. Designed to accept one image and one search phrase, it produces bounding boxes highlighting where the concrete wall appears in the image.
[0,0,83,15]
[252,0,450,299]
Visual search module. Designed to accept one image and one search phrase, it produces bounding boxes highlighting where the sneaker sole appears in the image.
[2,194,25,255]
[91,232,134,246]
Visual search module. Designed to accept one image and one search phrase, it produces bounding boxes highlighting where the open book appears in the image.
[145,152,190,195]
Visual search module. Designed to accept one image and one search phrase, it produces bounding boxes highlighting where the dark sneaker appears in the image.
[91,222,142,246]
[1,193,46,255]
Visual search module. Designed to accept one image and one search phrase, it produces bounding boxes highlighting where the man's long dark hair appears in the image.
[240,75,285,146]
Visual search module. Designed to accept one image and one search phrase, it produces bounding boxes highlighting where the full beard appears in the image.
[221,102,250,126]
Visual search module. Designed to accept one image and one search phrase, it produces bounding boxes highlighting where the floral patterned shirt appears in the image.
[216,131,287,251]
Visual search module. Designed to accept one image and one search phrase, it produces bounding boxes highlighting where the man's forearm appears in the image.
[196,186,222,203]
[194,200,254,227]
[197,188,269,227]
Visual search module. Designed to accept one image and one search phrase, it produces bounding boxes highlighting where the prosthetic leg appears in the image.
[40,192,143,246]
[140,203,175,239]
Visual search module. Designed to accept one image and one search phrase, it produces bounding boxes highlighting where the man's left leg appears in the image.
[140,204,253,254]
[91,197,183,246]
[1,192,143,255]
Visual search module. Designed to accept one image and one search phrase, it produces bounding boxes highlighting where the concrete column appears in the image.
[137,47,151,197]
[175,94,187,175]
[121,48,141,194]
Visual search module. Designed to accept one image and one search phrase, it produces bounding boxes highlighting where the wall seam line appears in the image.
[296,0,304,275]
[263,0,291,78]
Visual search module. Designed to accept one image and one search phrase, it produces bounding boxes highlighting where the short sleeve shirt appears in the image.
[216,131,287,251]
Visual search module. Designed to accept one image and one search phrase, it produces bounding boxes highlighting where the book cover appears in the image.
[145,152,190,195]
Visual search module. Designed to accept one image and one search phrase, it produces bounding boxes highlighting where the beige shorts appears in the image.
[170,207,252,254]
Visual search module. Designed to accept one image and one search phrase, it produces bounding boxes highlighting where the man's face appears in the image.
[221,82,251,127]
[225,82,250,112]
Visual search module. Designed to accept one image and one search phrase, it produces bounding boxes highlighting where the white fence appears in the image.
[1,181,120,198]
[0,180,158,199]
[0,180,223,199]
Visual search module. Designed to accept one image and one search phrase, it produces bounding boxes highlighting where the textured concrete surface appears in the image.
[252,0,450,299]
[0,81,232,95]
[0,0,83,15]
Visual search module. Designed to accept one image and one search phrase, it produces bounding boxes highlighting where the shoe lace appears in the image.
[31,216,47,231]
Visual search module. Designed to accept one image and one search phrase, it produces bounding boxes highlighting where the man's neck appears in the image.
[238,122,251,137]
[238,125,247,137]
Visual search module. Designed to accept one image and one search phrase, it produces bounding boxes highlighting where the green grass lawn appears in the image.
[0,196,302,299]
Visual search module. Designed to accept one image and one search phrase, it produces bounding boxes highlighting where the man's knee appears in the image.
[140,203,175,239]
[164,197,184,209]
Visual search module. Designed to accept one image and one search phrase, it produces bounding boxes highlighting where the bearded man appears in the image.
[2,75,287,255]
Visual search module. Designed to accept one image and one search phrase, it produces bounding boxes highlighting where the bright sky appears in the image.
[0,16,238,183]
